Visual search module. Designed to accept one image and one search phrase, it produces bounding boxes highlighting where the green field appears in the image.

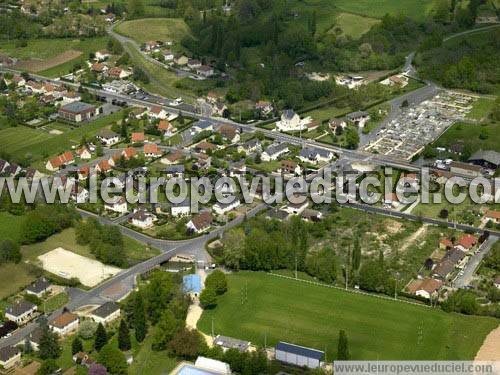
[41,292,69,313]
[0,37,108,77]
[334,13,380,39]
[0,212,24,243]
[333,0,436,20]
[0,111,124,165]
[115,18,191,44]
[467,97,496,121]
[198,272,498,360]
[433,121,500,153]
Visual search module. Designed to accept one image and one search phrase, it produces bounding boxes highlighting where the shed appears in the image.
[275,341,324,369]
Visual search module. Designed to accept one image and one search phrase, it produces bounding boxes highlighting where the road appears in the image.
[442,24,500,42]
[453,235,498,288]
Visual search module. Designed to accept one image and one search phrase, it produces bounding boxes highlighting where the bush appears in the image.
[205,270,227,295]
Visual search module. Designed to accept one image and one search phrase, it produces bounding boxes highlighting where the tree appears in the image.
[205,270,228,295]
[118,319,131,351]
[0,239,21,264]
[79,320,97,339]
[152,310,181,351]
[37,359,58,375]
[98,344,128,375]
[94,323,108,351]
[168,328,207,360]
[71,336,83,355]
[337,330,350,360]
[39,325,61,359]
[134,293,147,342]
[439,209,449,219]
[95,143,103,157]
[199,287,217,309]
[89,363,107,375]
[127,0,144,18]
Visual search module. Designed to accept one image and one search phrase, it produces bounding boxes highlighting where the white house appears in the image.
[5,300,37,325]
[213,199,241,216]
[148,106,169,120]
[95,50,111,61]
[104,196,128,214]
[298,147,334,164]
[163,50,174,61]
[407,278,442,299]
[171,199,190,217]
[76,147,92,160]
[70,186,89,204]
[49,312,79,336]
[186,211,213,233]
[238,139,261,155]
[261,143,289,161]
[196,65,214,77]
[0,346,21,370]
[90,302,120,325]
[275,110,311,132]
[25,278,51,298]
[131,210,157,229]
[97,129,120,146]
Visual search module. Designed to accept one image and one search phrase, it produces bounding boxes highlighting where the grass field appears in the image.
[0,212,24,243]
[0,111,124,165]
[433,121,500,153]
[466,97,496,121]
[333,0,436,20]
[333,13,380,39]
[115,18,191,44]
[41,292,69,313]
[198,272,498,360]
[0,37,108,77]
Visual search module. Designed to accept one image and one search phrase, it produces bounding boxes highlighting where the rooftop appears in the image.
[276,341,324,360]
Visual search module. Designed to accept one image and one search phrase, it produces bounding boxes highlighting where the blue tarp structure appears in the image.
[183,274,202,294]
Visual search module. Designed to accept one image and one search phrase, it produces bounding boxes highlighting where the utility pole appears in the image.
[345,245,350,290]
[211,317,214,338]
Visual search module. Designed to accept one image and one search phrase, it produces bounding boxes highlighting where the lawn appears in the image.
[40,292,69,313]
[0,37,108,77]
[432,121,500,153]
[0,212,25,243]
[466,97,496,121]
[0,111,124,165]
[198,272,499,360]
[115,18,191,44]
[333,0,436,20]
[303,105,351,123]
[333,13,380,39]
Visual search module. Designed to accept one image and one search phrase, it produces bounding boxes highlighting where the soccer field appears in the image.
[198,272,498,360]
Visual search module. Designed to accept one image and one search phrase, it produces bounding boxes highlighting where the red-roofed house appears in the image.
[46,151,74,171]
[95,159,112,174]
[158,120,175,135]
[144,143,162,158]
[131,132,145,143]
[485,210,500,224]
[78,165,90,180]
[148,106,168,120]
[457,234,478,251]
[439,238,453,250]
[122,147,138,160]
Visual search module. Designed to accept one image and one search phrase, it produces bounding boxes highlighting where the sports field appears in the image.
[115,18,191,44]
[198,272,498,360]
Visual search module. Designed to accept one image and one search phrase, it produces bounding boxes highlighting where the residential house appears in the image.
[4,162,21,176]
[62,91,81,104]
[174,54,189,66]
[58,102,98,123]
[468,150,500,170]
[158,120,175,135]
[70,185,89,203]
[186,211,213,233]
[25,168,43,182]
[27,327,43,351]
[90,302,120,325]
[144,143,162,158]
[95,50,111,61]
[218,124,240,143]
[195,141,217,154]
[161,150,183,165]
[278,160,302,176]
[449,161,482,178]
[97,129,120,146]
[78,165,90,180]
[284,199,309,215]
[346,111,369,127]
[131,132,145,143]
[107,67,131,80]
[439,238,453,250]
[196,65,214,77]
[276,109,311,132]
[90,62,108,74]
[213,199,241,216]
[383,192,401,209]
[73,352,94,368]
[165,165,185,178]
[261,143,289,161]
[212,102,228,117]
[148,106,168,120]
[144,40,161,52]
[76,147,92,160]
[95,159,112,174]
[104,196,128,214]
[192,119,214,133]
[5,300,37,325]
[0,346,21,370]
[46,151,74,171]
[238,139,261,154]
[122,147,138,160]
[298,147,334,164]
[12,75,26,87]
[328,118,346,131]
[130,107,147,119]
[25,278,51,298]
[456,234,478,252]
[163,50,174,61]
[406,278,442,299]
[432,248,466,280]
[187,59,202,69]
[485,210,500,224]
[255,101,273,116]
[49,312,79,336]
[131,209,157,229]
[171,199,190,217]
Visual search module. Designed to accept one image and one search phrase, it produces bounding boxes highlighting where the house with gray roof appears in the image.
[90,302,120,325]
[275,341,324,369]
[25,278,51,298]
[5,300,37,325]
[468,150,500,170]
[214,335,250,352]
[262,143,289,161]
[58,101,99,123]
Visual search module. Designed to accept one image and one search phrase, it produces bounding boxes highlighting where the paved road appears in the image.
[453,235,498,288]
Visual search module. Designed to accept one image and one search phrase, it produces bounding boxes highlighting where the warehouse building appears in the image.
[275,341,324,369]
